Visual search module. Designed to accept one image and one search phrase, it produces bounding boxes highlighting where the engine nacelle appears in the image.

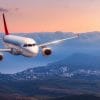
[42,48,52,56]
[0,54,3,61]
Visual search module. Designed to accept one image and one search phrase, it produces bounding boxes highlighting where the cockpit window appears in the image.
[23,44,36,47]
[28,44,33,47]
[23,44,27,47]
[32,44,36,46]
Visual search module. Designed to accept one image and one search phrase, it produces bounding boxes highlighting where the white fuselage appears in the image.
[3,35,39,57]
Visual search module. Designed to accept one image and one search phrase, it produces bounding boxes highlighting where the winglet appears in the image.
[2,13,9,35]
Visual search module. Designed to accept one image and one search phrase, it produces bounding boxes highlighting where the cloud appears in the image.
[0,7,20,14]
[0,7,8,13]
[14,8,19,11]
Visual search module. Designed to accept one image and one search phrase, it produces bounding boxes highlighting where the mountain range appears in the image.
[0,52,100,96]
[0,32,100,99]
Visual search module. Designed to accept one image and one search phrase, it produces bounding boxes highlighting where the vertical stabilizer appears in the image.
[2,13,9,35]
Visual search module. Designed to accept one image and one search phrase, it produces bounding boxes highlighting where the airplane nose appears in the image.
[28,46,39,57]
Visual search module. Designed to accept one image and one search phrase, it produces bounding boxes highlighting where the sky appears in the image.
[0,0,100,33]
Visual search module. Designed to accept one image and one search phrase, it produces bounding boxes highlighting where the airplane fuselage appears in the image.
[3,35,39,57]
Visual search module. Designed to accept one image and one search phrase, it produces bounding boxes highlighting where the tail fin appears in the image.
[2,13,9,35]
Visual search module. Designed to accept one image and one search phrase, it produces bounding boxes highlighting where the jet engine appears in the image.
[42,47,52,56]
[0,53,3,61]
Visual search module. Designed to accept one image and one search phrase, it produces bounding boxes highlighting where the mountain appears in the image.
[0,52,100,92]
[0,52,100,99]
[52,95,100,100]
[1,31,100,99]
[5,52,100,81]
[0,52,100,81]
[0,94,37,100]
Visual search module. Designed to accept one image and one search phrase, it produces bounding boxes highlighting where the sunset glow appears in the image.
[0,0,100,33]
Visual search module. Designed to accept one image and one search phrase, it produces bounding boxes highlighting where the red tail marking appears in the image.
[3,13,9,35]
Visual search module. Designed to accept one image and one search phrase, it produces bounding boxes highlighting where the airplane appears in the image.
[0,13,79,61]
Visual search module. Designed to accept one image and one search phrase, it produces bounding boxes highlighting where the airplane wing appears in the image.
[0,49,11,52]
[38,35,79,47]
